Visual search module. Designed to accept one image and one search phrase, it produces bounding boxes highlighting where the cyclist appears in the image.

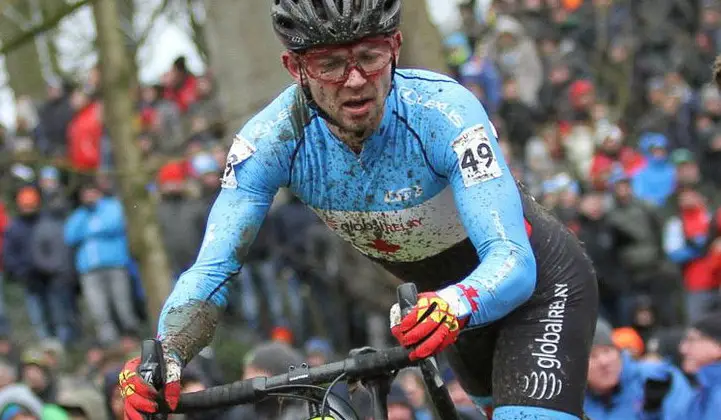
[119,1,598,419]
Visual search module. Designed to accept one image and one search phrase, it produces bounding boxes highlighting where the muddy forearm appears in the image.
[159,299,221,368]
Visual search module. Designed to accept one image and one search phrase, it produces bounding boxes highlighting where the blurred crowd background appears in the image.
[1,0,721,419]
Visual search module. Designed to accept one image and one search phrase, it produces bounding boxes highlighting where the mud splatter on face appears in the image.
[305,64,393,150]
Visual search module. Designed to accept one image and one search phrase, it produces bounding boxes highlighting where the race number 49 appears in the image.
[451,124,502,187]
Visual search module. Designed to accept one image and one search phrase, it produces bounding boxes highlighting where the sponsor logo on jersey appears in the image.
[398,87,464,128]
[384,185,423,203]
[250,106,294,139]
[337,218,424,235]
[521,370,563,401]
[531,283,568,370]
[522,282,569,401]
[311,187,467,262]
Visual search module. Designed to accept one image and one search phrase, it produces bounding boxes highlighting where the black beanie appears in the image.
[593,318,614,347]
[244,342,304,377]
[693,311,721,344]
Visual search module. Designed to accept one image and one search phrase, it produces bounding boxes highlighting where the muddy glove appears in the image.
[390,291,467,360]
[119,346,182,420]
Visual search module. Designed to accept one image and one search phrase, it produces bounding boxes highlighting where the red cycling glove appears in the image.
[391,292,467,360]
[119,357,181,420]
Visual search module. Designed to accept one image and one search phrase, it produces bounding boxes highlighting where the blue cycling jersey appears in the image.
[159,69,537,339]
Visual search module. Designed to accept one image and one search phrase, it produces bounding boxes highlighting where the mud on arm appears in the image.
[157,134,286,373]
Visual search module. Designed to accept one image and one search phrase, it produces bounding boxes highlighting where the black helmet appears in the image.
[272,0,402,52]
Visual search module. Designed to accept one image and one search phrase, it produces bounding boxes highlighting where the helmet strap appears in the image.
[299,71,344,128]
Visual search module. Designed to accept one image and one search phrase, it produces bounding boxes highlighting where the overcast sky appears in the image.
[0,0,486,129]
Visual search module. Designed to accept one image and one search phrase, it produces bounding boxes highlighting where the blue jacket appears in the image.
[631,133,676,207]
[584,352,693,420]
[459,56,502,117]
[64,197,129,274]
[3,215,39,280]
[681,362,721,420]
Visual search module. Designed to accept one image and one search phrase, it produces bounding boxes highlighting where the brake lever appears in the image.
[397,283,444,377]
[139,339,169,420]
[397,283,460,420]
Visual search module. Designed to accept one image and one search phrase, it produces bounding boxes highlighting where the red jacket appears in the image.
[680,206,721,292]
[589,147,646,190]
[67,101,103,171]
[709,209,721,278]
[164,74,198,113]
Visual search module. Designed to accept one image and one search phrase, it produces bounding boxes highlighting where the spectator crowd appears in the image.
[0,0,721,418]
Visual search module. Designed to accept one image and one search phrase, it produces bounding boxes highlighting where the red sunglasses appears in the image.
[296,36,398,84]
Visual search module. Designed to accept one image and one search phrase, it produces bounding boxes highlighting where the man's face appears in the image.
[502,80,519,100]
[387,403,414,420]
[705,97,721,115]
[160,182,185,196]
[679,189,704,209]
[587,345,622,395]
[613,180,632,202]
[601,137,621,153]
[39,177,58,192]
[283,33,401,138]
[22,365,47,394]
[81,187,102,206]
[610,44,629,63]
[650,146,667,160]
[399,376,424,408]
[141,86,157,103]
[648,88,665,106]
[47,85,63,100]
[680,329,721,374]
[201,173,220,190]
[306,353,326,368]
[580,194,605,219]
[70,90,88,110]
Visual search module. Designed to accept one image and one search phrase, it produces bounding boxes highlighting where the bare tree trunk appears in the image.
[202,0,291,132]
[0,1,47,100]
[93,0,171,330]
[398,0,449,75]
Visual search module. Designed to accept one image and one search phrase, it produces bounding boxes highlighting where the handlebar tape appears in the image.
[176,377,265,411]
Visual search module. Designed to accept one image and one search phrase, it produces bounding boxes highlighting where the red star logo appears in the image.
[368,238,401,253]
[457,284,480,312]
[524,218,533,237]
[325,218,338,230]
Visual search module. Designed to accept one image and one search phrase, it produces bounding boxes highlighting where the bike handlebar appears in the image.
[174,346,415,412]
[140,283,461,419]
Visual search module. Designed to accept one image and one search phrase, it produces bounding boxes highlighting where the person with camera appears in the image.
[584,318,692,419]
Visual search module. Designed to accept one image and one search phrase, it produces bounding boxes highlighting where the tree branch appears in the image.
[0,0,93,56]
[134,0,171,48]
[187,0,208,61]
